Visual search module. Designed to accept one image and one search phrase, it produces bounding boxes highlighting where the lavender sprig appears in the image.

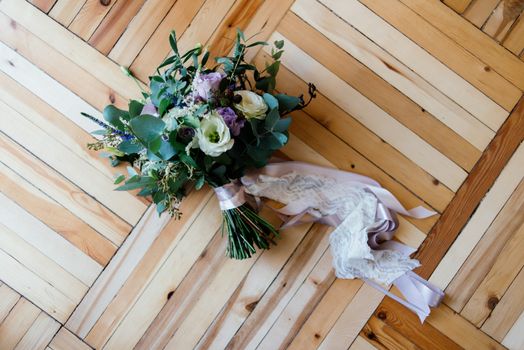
[81,112,134,140]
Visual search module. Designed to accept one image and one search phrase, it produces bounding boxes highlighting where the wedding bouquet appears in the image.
[84,30,316,259]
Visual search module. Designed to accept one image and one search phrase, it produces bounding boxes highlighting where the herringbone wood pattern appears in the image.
[1,0,524,349]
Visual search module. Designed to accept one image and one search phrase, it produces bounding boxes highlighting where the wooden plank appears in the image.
[357,0,520,114]
[430,146,524,295]
[268,32,467,192]
[0,298,40,350]
[81,191,213,349]
[416,97,524,279]
[0,66,142,206]
[14,312,60,350]
[463,0,500,27]
[444,0,472,13]
[503,310,524,350]
[0,284,20,324]
[350,336,380,350]
[49,328,92,350]
[290,2,492,156]
[0,132,130,246]
[482,265,524,341]
[65,205,171,337]
[426,303,505,349]
[0,162,117,266]
[369,298,462,350]
[256,53,454,212]
[127,0,207,81]
[0,193,101,286]
[439,174,524,311]
[483,1,515,41]
[257,249,337,350]
[0,221,89,304]
[242,0,296,62]
[1,0,141,101]
[0,12,128,111]
[28,0,57,13]
[48,0,86,26]
[360,316,418,350]
[134,229,228,350]
[271,280,361,350]
[503,14,524,55]
[205,0,264,59]
[320,0,514,123]
[108,0,177,66]
[396,0,524,91]
[158,212,293,350]
[68,0,117,40]
[461,220,524,325]
[0,100,145,226]
[88,0,147,55]
[318,285,384,350]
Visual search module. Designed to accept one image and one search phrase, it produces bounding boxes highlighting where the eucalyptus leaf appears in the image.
[264,108,280,129]
[262,93,278,110]
[103,105,128,130]
[128,100,144,118]
[129,115,165,143]
[275,94,301,111]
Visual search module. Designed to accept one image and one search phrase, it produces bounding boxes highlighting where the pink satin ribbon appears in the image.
[214,161,444,322]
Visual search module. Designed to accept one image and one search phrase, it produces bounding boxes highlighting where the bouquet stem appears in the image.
[221,203,279,259]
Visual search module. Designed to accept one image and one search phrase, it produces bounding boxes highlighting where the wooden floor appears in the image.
[0,0,523,349]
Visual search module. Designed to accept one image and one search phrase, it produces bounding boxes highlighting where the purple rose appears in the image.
[217,107,245,136]
[141,102,158,116]
[192,72,224,101]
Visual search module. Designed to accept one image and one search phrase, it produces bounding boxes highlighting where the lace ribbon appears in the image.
[213,161,444,322]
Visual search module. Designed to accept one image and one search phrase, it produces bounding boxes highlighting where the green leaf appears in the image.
[262,93,278,110]
[129,115,165,143]
[148,136,162,153]
[180,153,198,168]
[158,98,171,116]
[266,61,280,76]
[103,105,129,130]
[195,176,205,190]
[272,132,288,147]
[118,139,144,154]
[91,129,108,136]
[273,117,292,132]
[275,94,301,111]
[169,30,179,55]
[236,28,246,42]
[246,41,268,48]
[115,176,155,191]
[128,100,144,118]
[114,174,125,184]
[157,140,177,160]
[264,108,280,129]
[274,39,284,49]
[272,50,283,60]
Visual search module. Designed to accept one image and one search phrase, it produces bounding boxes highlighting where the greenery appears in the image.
[84,29,315,259]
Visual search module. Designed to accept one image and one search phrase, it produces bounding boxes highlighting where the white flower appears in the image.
[163,107,183,131]
[194,111,234,157]
[233,90,268,120]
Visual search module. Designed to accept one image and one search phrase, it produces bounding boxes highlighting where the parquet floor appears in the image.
[0,0,523,349]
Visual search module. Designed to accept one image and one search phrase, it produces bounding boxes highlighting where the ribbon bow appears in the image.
[214,161,444,322]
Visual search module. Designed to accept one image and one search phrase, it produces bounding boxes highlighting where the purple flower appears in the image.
[141,102,158,116]
[217,107,245,136]
[192,72,224,101]
[178,127,195,140]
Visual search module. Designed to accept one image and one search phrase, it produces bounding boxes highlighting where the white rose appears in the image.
[195,111,234,157]
[233,90,268,120]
